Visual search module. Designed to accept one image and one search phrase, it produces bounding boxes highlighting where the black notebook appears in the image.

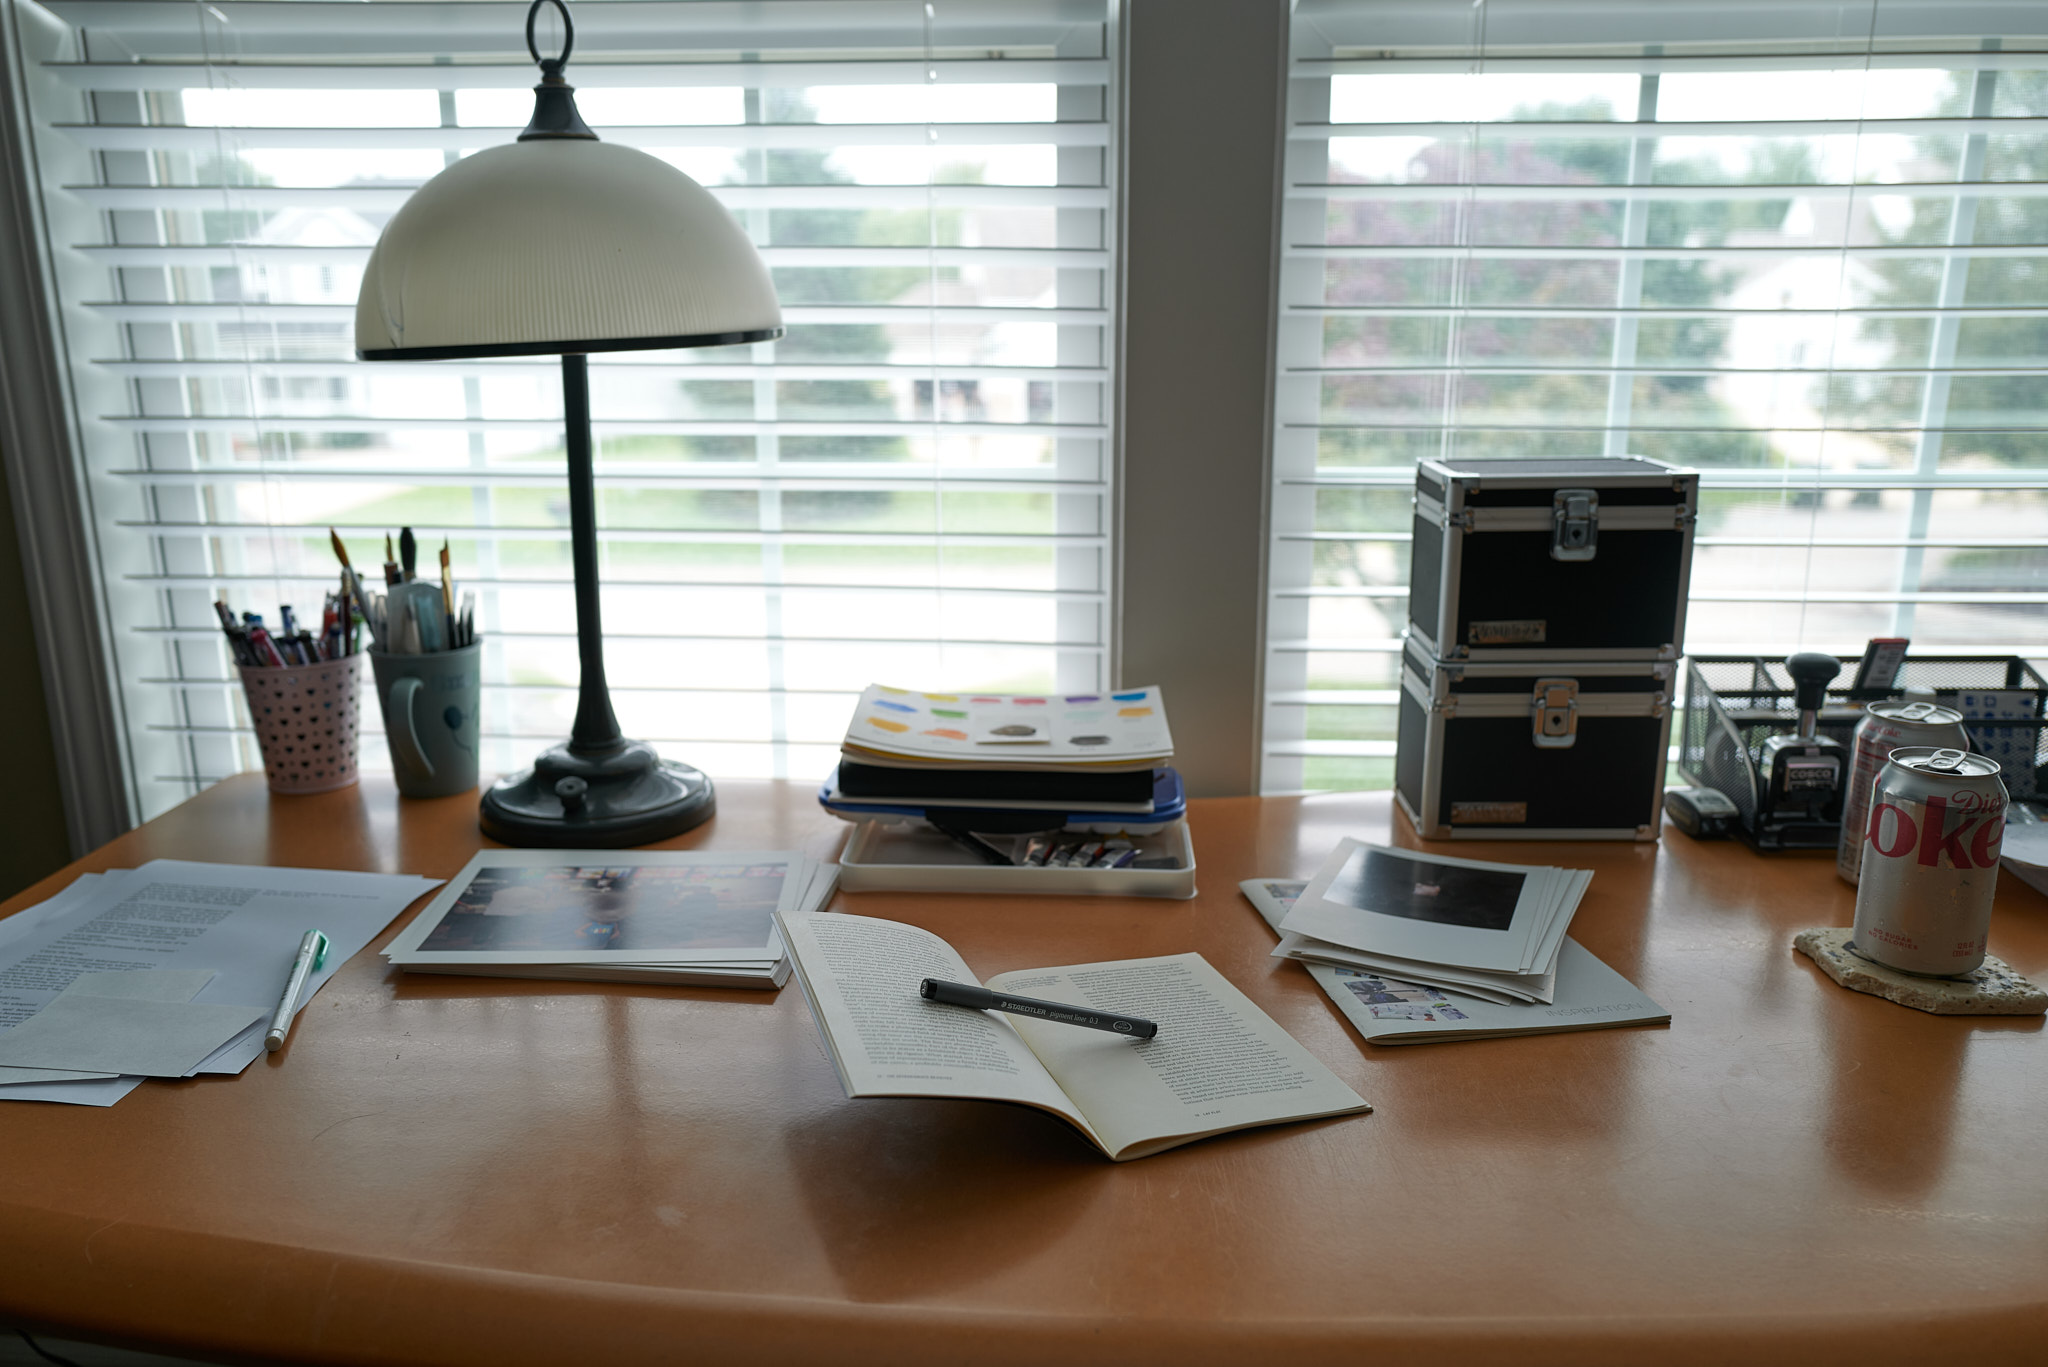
[835,759,1157,806]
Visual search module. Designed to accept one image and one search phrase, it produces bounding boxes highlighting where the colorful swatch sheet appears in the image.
[843,685,1173,768]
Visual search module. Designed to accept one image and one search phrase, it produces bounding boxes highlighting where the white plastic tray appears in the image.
[836,819,1197,898]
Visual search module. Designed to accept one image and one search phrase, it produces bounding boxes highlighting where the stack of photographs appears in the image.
[383,851,838,989]
[1269,840,1592,1005]
[1242,879,1667,1045]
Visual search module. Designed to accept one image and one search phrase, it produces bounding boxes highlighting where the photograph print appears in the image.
[1322,845,1526,933]
[416,862,785,957]
[1334,969,1470,1022]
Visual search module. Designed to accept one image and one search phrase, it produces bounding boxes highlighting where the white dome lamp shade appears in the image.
[355,0,783,847]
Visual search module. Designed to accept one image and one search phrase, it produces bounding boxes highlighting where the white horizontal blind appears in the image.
[1266,0,2048,794]
[15,0,1113,820]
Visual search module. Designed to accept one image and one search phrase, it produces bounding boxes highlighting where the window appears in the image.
[1265,0,2048,793]
[12,0,1112,822]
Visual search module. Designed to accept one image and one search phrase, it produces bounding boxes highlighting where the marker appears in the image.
[265,930,329,1053]
[919,978,1158,1040]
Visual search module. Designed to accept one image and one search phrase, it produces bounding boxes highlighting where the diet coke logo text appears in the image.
[1866,794,2005,870]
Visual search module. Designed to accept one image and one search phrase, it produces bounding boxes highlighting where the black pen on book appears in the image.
[919,979,1159,1040]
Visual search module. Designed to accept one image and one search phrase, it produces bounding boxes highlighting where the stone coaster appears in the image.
[1793,927,2047,1016]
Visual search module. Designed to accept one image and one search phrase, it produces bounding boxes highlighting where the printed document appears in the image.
[0,860,441,1105]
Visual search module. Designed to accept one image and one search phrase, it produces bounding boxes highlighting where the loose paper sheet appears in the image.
[0,995,264,1077]
[0,969,217,1084]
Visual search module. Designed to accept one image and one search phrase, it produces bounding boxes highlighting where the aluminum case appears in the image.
[1395,641,1676,841]
[1409,455,1698,663]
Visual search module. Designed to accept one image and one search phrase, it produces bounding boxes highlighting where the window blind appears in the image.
[13,0,1113,821]
[1265,0,2048,794]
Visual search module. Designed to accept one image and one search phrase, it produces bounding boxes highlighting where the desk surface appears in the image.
[2,775,2045,1367]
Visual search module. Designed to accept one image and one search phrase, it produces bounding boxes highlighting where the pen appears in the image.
[244,615,288,668]
[265,929,330,1053]
[215,599,254,666]
[919,978,1159,1040]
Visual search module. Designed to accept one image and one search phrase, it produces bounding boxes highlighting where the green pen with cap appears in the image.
[266,930,330,1053]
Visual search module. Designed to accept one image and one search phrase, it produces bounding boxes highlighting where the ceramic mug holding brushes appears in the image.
[371,641,482,798]
[330,524,483,795]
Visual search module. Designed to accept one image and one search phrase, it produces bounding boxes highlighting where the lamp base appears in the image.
[479,737,715,847]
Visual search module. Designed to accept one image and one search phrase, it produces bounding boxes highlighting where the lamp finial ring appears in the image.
[525,0,575,74]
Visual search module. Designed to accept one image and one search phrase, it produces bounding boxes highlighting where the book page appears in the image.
[779,914,1097,1143]
[987,953,1368,1161]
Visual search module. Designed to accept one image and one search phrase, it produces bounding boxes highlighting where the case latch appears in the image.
[1532,678,1578,748]
[1552,488,1598,561]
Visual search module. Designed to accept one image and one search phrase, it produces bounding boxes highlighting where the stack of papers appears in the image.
[0,861,443,1106]
[1243,879,1668,1045]
[1270,839,1592,1005]
[383,850,838,988]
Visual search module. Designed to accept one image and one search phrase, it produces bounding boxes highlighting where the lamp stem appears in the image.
[562,353,623,753]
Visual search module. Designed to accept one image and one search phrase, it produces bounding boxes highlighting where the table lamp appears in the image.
[354,0,782,846]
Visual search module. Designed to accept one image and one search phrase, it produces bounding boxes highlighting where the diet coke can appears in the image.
[1850,747,2006,977]
[1837,701,1970,884]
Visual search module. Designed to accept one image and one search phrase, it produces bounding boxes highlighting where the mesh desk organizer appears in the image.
[1678,655,2047,851]
[239,654,363,794]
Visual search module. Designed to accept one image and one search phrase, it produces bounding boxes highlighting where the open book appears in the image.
[779,913,1369,1161]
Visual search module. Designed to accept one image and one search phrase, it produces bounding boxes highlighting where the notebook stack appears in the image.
[821,685,1194,894]
[1269,839,1592,1004]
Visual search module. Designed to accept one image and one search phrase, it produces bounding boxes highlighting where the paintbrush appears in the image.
[328,529,356,655]
[440,540,456,644]
[383,532,402,587]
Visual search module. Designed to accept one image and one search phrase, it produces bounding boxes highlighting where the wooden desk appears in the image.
[1,775,2044,1367]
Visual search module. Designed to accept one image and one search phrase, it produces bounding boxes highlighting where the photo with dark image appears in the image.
[417,864,783,954]
[1324,849,1523,932]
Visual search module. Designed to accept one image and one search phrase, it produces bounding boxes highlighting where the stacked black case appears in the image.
[1394,456,1699,841]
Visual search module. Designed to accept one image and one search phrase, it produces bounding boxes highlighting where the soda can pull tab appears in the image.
[1926,748,1968,772]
